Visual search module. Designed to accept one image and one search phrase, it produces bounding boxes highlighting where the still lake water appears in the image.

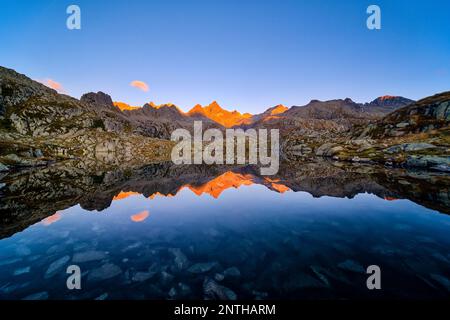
[0,161,449,299]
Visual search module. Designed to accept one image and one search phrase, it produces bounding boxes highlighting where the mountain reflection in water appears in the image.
[0,160,449,300]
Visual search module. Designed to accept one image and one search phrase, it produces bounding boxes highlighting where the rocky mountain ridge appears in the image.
[284,92,450,171]
[1,65,448,173]
[110,96,412,130]
[0,67,174,171]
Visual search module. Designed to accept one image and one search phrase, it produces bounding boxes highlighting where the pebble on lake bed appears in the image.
[187,262,218,274]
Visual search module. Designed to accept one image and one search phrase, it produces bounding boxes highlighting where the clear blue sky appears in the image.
[0,0,449,113]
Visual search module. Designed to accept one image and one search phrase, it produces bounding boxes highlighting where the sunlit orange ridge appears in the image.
[112,171,290,202]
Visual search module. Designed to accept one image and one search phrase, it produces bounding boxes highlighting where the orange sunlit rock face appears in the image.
[149,192,174,199]
[113,101,141,111]
[131,210,149,222]
[113,191,141,200]
[264,177,290,193]
[379,95,398,101]
[270,183,290,193]
[111,172,291,202]
[384,197,398,201]
[187,101,253,127]
[184,171,254,198]
[42,212,61,226]
[262,115,280,122]
[147,102,181,111]
[269,104,288,115]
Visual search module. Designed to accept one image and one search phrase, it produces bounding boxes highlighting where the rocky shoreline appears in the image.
[283,92,450,171]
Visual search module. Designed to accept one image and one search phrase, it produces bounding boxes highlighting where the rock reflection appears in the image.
[41,212,62,226]
[0,159,449,239]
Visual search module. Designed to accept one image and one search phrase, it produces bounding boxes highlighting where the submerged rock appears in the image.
[310,265,331,287]
[95,293,109,300]
[22,291,49,300]
[337,260,365,273]
[430,274,450,292]
[15,245,31,256]
[223,267,241,278]
[88,263,122,281]
[46,245,65,255]
[169,248,189,270]
[187,262,218,274]
[132,271,156,282]
[177,283,192,296]
[1,282,30,294]
[203,277,237,300]
[214,273,225,281]
[0,258,21,267]
[13,266,30,276]
[168,287,177,298]
[72,250,107,263]
[122,242,143,252]
[159,271,174,285]
[45,255,70,278]
[73,242,90,252]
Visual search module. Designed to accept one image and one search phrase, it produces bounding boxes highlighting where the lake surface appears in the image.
[0,160,449,300]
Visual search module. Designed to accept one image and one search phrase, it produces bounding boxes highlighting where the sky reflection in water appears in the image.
[0,175,449,300]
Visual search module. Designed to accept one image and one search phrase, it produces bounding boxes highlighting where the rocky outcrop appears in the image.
[0,66,174,168]
[384,143,439,154]
[250,96,413,135]
[315,143,344,157]
[282,91,449,171]
[362,96,414,115]
[80,91,114,108]
[358,91,450,139]
[405,155,450,171]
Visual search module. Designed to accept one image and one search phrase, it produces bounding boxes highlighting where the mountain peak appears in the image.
[269,104,288,115]
[81,91,114,107]
[380,95,398,100]
[188,101,225,114]
[205,101,224,112]
[344,98,355,104]
[147,101,176,109]
[209,100,220,107]
[366,96,415,108]
[187,101,252,127]
[189,104,204,113]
